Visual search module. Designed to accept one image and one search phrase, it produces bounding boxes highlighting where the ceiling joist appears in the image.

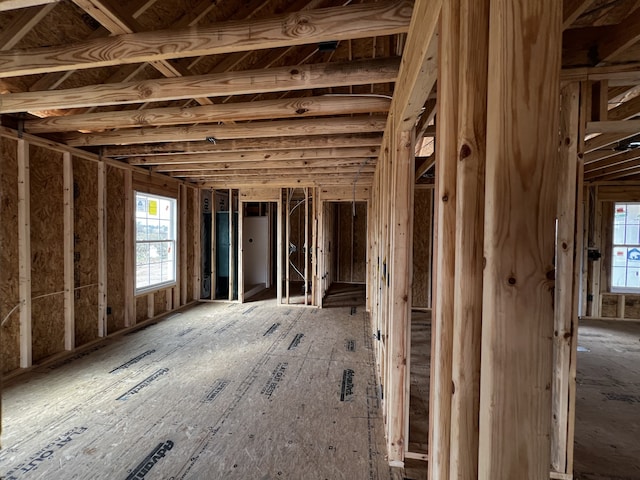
[0,0,412,78]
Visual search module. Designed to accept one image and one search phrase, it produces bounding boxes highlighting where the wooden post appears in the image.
[267,203,272,289]
[97,159,107,336]
[181,184,188,305]
[590,192,602,316]
[551,82,580,474]
[17,139,32,369]
[449,0,489,476]
[304,187,309,305]
[211,189,216,300]
[228,189,235,301]
[63,152,75,350]
[387,128,415,464]
[312,189,318,306]
[193,187,201,301]
[277,189,283,304]
[429,2,459,478]
[238,200,244,303]
[479,1,561,478]
[124,170,135,326]
[286,189,291,304]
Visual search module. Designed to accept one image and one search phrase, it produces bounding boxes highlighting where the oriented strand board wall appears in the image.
[73,157,99,347]
[136,295,148,323]
[336,202,367,284]
[412,188,433,308]
[30,145,65,363]
[0,137,20,374]
[154,290,168,317]
[107,166,126,333]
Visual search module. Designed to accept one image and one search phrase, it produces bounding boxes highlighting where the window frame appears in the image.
[134,191,178,295]
[611,202,640,294]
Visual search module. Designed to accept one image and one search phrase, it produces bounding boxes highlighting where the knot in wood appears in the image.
[459,143,472,160]
[283,14,315,38]
[507,277,516,286]
[296,108,308,115]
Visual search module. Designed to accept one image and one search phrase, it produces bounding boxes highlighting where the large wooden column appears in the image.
[479,1,561,478]
[387,128,415,464]
[449,0,489,477]
[428,2,459,479]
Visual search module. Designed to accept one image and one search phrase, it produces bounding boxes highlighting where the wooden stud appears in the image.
[124,170,135,326]
[165,288,172,312]
[479,1,561,478]
[97,159,108,336]
[590,192,602,317]
[449,0,489,476]
[147,293,154,319]
[238,200,244,303]
[17,139,32,369]
[304,188,309,305]
[286,189,291,304]
[277,189,283,304]
[181,185,188,305]
[429,1,459,478]
[193,187,201,300]
[211,189,216,300]
[387,129,415,464]
[63,152,75,350]
[551,82,580,474]
[312,189,318,306]
[228,189,235,301]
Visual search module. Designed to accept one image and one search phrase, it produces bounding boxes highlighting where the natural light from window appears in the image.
[135,192,177,293]
[612,202,640,292]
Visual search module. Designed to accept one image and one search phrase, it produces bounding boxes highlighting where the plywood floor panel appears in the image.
[0,300,391,479]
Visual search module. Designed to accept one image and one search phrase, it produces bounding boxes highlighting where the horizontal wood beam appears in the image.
[584,150,640,180]
[197,173,374,187]
[0,1,412,78]
[561,63,640,84]
[585,132,640,153]
[104,133,383,157]
[585,148,640,172]
[169,165,376,177]
[64,115,388,146]
[25,95,391,133]
[586,120,640,134]
[131,146,380,165]
[0,0,59,11]
[153,157,375,172]
[0,57,400,113]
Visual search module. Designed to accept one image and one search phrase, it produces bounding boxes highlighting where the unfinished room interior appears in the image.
[1,0,640,479]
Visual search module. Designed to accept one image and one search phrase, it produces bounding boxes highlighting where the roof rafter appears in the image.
[0,0,412,78]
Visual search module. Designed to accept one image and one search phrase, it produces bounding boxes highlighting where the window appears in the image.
[135,192,177,293]
[612,202,640,292]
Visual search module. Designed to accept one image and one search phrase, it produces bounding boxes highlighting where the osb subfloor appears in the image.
[574,319,640,480]
[0,298,394,479]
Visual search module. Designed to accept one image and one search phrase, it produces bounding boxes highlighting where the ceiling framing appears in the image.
[2,0,640,186]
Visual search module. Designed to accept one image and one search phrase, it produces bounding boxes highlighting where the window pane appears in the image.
[613,224,626,244]
[627,268,640,288]
[135,192,177,292]
[612,266,627,288]
[626,224,640,244]
[627,204,640,224]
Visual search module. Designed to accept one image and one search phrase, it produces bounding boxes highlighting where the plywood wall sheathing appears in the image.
[30,144,65,363]
[412,188,433,308]
[73,156,99,347]
[0,137,20,375]
[106,166,126,333]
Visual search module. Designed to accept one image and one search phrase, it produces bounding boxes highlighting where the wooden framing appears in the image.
[0,58,399,114]
[277,189,283,305]
[551,82,581,475]
[238,198,244,303]
[97,159,107,336]
[63,152,75,350]
[228,189,235,302]
[429,1,459,477]
[0,2,411,78]
[478,1,561,478]
[192,187,201,301]
[124,170,136,326]
[181,184,188,305]
[17,138,32,369]
[449,0,489,476]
